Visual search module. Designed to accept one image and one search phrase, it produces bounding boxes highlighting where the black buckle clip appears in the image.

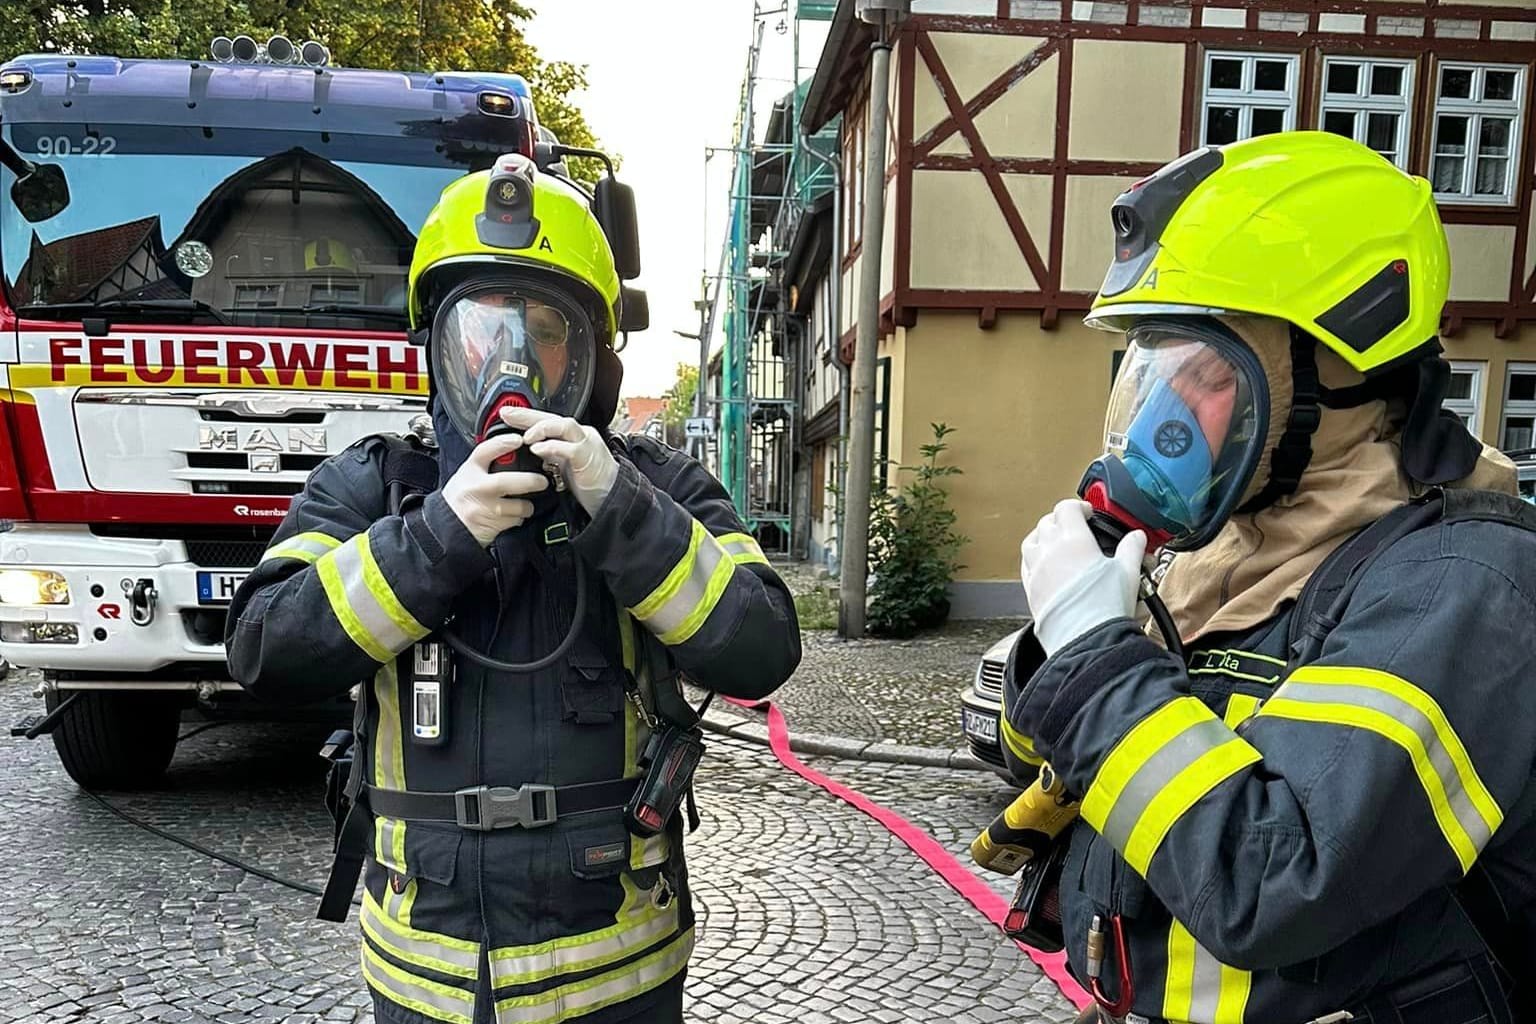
[454,784,558,830]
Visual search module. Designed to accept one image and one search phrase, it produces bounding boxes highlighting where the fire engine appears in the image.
[0,38,567,786]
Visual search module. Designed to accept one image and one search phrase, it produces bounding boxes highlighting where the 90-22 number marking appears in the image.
[35,135,117,157]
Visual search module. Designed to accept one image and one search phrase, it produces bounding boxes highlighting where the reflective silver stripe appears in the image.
[1267,679,1498,858]
[363,890,480,979]
[488,903,680,988]
[318,532,428,662]
[1100,717,1233,849]
[362,941,476,1024]
[717,532,767,565]
[1165,919,1251,1023]
[261,531,340,565]
[494,928,693,1024]
[630,522,731,644]
[373,662,407,871]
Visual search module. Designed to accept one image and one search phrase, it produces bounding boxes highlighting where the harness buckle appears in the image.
[454,784,559,831]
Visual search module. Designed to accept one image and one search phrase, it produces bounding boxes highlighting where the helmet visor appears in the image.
[429,283,595,438]
[1102,322,1264,543]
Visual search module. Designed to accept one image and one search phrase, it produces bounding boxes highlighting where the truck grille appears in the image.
[976,659,1006,699]
[186,540,267,568]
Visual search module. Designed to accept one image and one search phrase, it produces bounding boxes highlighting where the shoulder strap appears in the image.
[370,432,439,516]
[1287,493,1446,671]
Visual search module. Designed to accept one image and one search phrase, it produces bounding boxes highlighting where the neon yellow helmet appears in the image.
[1084,131,1450,374]
[407,154,622,338]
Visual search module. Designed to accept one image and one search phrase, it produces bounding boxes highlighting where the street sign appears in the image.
[685,417,715,439]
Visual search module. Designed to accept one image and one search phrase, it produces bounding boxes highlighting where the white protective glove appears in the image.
[441,433,550,547]
[502,407,619,517]
[1019,499,1146,656]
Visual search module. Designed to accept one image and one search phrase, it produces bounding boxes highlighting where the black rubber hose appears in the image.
[439,568,587,674]
[1145,588,1185,660]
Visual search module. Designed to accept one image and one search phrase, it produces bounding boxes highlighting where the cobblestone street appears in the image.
[1,668,1075,1024]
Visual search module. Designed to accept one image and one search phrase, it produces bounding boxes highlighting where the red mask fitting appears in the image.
[477,391,545,475]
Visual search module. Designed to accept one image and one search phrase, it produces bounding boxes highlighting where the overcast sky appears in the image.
[523,2,830,399]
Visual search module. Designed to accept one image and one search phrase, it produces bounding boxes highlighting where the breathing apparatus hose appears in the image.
[437,487,589,675]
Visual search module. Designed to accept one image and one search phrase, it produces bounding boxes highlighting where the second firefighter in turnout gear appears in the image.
[1000,133,1535,1024]
[226,152,801,1024]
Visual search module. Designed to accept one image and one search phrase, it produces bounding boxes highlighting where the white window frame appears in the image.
[1430,61,1526,205]
[1501,361,1536,453]
[1201,51,1301,147]
[1318,56,1415,170]
[1445,360,1485,438]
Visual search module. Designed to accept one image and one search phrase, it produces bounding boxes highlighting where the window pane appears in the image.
[1484,69,1518,102]
[1255,60,1290,92]
[1446,372,1474,401]
[1206,106,1240,144]
[1477,157,1511,195]
[1437,114,1469,152]
[1509,372,1536,402]
[1366,112,1399,154]
[1441,66,1474,99]
[1209,58,1243,91]
[1480,117,1513,156]
[1433,155,1466,193]
[1504,417,1534,450]
[1251,107,1286,136]
[1324,110,1357,139]
[1371,64,1406,97]
[1327,62,1361,96]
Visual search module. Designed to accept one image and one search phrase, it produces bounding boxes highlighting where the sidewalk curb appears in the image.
[699,707,993,772]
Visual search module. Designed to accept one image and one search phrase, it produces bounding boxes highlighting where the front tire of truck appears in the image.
[45,690,181,789]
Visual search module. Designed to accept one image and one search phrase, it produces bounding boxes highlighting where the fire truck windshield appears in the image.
[0,123,469,329]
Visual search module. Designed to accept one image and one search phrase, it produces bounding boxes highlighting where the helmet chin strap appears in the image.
[1238,324,1322,515]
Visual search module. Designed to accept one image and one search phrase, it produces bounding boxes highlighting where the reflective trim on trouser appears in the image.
[362,939,478,1024]
[1164,919,1251,1024]
[362,888,481,981]
[629,520,733,646]
[488,897,682,989]
[373,661,408,872]
[1082,697,1262,875]
[630,831,669,870]
[716,532,769,566]
[1261,667,1502,872]
[316,530,430,663]
[261,530,341,565]
[493,927,694,1024]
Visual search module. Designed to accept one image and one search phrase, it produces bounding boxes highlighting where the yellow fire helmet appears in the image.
[1084,131,1450,375]
[407,153,622,339]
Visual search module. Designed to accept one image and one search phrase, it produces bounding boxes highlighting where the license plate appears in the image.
[962,707,999,744]
[197,571,247,605]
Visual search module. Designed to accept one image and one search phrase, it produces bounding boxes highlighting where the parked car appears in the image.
[959,628,1031,785]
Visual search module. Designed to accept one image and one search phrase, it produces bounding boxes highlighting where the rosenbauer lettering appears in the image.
[42,335,426,391]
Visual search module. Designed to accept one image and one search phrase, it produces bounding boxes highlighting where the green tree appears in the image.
[0,0,605,181]
[659,363,699,449]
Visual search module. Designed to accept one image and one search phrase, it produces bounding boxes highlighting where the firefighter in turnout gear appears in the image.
[1002,133,1535,1024]
[226,153,801,1024]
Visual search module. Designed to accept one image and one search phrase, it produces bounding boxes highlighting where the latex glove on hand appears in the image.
[501,407,619,517]
[1020,498,1146,656]
[441,433,550,547]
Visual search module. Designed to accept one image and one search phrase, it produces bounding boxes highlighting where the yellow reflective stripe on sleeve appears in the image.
[488,899,681,989]
[372,661,408,872]
[362,889,481,980]
[1165,920,1251,1024]
[315,532,429,663]
[717,531,769,566]
[1000,716,1045,767]
[1261,666,1502,873]
[1082,698,1261,875]
[629,520,734,646]
[493,927,693,1024]
[1223,694,1263,729]
[362,940,477,1024]
[260,530,341,565]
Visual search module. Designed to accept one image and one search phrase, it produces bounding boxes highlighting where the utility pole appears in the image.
[839,0,909,638]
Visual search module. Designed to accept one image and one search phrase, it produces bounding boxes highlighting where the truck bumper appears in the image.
[0,524,246,674]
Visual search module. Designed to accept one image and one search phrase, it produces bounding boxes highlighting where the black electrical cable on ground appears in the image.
[79,788,360,906]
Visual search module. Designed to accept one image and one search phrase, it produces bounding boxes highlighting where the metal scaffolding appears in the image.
[703,1,837,556]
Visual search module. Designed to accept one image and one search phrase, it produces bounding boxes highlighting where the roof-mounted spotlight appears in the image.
[265,35,295,64]
[231,35,259,63]
[300,41,330,67]
[210,36,235,63]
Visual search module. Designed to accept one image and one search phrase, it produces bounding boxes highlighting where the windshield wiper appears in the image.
[18,298,229,324]
[238,304,410,323]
